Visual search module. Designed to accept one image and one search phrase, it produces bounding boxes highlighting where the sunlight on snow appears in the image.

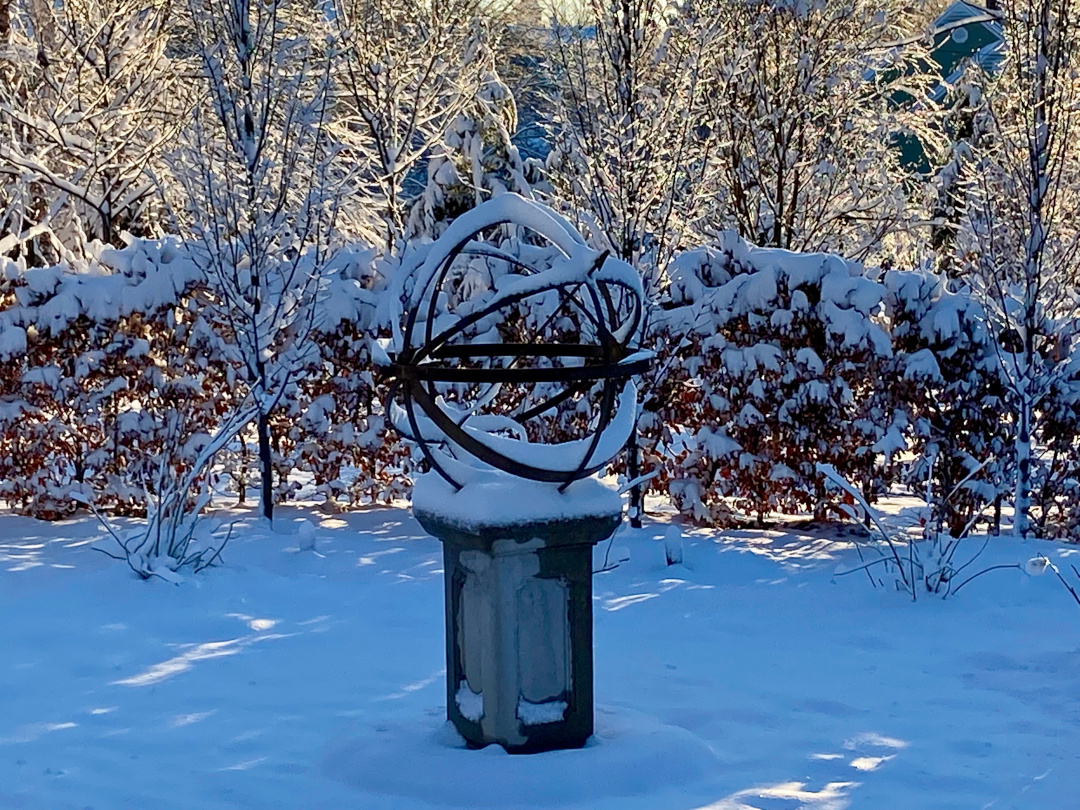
[61,537,98,548]
[0,541,45,571]
[849,755,896,771]
[169,711,217,728]
[1,531,107,571]
[217,756,268,771]
[730,533,846,564]
[113,640,243,686]
[0,721,77,745]
[393,555,443,582]
[356,547,406,567]
[353,546,413,570]
[694,732,909,808]
[112,632,292,687]
[295,615,332,627]
[225,613,279,632]
[602,592,659,611]
[842,732,908,750]
[657,578,715,593]
[696,780,857,809]
[379,668,446,700]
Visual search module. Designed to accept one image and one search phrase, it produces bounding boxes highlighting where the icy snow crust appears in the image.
[1,502,1079,809]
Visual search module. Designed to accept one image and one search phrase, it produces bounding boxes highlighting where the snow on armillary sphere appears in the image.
[384,194,651,754]
[385,195,651,489]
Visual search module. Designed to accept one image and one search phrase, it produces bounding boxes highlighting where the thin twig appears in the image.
[951,563,1022,596]
[1049,563,1080,607]
[91,547,126,561]
[194,521,235,573]
[833,556,896,577]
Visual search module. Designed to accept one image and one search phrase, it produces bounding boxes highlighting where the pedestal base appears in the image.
[415,507,620,754]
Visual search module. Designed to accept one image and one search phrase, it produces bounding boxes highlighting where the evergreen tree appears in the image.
[408,71,535,240]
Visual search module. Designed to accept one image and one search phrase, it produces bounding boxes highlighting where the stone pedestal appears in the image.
[414,507,620,754]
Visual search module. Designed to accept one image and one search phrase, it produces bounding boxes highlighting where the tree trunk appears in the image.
[235,439,248,505]
[1013,392,1032,538]
[627,424,642,529]
[257,409,273,521]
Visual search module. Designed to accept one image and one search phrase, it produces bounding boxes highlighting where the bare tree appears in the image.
[171,0,340,521]
[406,69,535,238]
[0,0,188,263]
[960,0,1080,536]
[692,0,940,262]
[330,0,489,249]
[548,0,711,276]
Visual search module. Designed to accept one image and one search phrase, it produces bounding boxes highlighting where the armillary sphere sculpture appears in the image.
[383,195,652,754]
[385,193,650,489]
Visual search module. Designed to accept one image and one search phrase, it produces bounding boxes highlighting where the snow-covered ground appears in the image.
[1,501,1078,810]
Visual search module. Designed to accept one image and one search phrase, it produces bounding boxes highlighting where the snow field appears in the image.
[0,503,1078,809]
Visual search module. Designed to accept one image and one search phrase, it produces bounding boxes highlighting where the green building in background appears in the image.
[897,1,1006,172]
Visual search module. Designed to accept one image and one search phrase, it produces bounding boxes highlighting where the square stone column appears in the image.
[414,507,620,754]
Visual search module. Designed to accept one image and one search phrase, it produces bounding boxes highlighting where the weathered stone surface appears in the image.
[417,510,620,754]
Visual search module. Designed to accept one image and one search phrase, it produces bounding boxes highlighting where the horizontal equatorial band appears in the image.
[390,356,651,385]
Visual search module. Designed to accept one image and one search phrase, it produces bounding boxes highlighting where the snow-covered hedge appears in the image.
[880,270,1080,538]
[647,234,894,523]
[645,232,1080,533]
[0,238,410,518]
[879,269,1010,535]
[1,230,1078,535]
[1038,371,1080,538]
[287,246,415,508]
[0,240,221,517]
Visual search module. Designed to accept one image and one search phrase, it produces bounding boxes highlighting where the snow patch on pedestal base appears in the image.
[516,697,567,726]
[455,683,484,723]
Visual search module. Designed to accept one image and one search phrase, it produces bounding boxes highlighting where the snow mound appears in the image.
[322,706,722,808]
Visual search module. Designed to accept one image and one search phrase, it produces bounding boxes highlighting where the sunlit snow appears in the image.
[0,501,1077,809]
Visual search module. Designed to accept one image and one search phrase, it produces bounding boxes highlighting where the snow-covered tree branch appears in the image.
[959,0,1080,536]
[549,0,710,275]
[329,0,489,248]
[171,0,342,521]
[692,0,940,262]
[0,0,188,264]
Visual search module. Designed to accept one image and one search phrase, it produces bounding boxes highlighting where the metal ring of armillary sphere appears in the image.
[385,195,651,491]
